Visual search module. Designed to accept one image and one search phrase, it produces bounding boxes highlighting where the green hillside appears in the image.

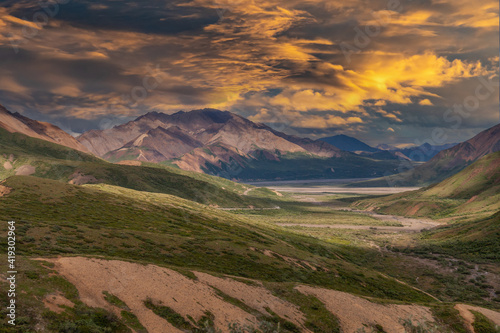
[0,128,275,208]
[353,152,500,220]
[0,175,429,300]
[0,127,100,164]
[0,175,444,332]
[418,211,500,261]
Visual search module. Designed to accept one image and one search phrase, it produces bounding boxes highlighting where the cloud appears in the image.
[295,115,363,128]
[376,109,403,123]
[0,0,497,144]
[419,99,433,106]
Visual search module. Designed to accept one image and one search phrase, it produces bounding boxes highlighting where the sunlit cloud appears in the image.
[419,99,433,106]
[0,0,497,143]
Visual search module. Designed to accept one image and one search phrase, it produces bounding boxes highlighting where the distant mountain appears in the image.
[318,135,453,161]
[350,123,500,187]
[78,109,405,180]
[353,151,500,220]
[79,109,341,160]
[375,142,457,161]
[319,134,379,152]
[0,104,89,153]
[391,143,458,162]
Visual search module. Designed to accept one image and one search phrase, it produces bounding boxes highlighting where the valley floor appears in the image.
[232,187,500,321]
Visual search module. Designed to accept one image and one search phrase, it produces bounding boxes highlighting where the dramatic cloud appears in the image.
[0,0,498,144]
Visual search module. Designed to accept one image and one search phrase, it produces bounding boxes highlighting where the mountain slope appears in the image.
[104,126,203,162]
[0,175,449,332]
[0,127,275,208]
[0,104,89,153]
[78,109,320,159]
[78,109,409,180]
[350,124,500,187]
[353,151,500,220]
[319,134,379,152]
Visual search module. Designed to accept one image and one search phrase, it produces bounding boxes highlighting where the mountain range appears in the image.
[1,103,499,184]
[320,134,457,162]
[392,142,458,161]
[78,109,342,161]
[76,109,406,180]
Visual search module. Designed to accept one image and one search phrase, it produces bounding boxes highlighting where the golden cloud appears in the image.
[0,0,497,133]
[419,99,433,106]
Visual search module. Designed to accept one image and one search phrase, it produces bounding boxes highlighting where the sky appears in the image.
[0,0,498,145]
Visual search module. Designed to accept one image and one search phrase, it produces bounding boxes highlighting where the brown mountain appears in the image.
[431,123,500,165]
[77,109,408,180]
[0,104,89,153]
[78,108,342,164]
[104,126,204,162]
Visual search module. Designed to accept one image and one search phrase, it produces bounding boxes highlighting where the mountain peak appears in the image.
[135,111,166,121]
[319,134,378,152]
[77,107,344,171]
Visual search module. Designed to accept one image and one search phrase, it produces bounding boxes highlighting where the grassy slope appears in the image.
[0,127,100,166]
[352,152,500,263]
[235,193,500,308]
[0,176,430,302]
[0,128,275,208]
[418,211,500,261]
[0,175,441,332]
[352,152,500,220]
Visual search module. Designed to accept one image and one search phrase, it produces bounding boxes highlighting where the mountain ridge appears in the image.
[0,104,89,153]
[349,123,500,187]
[77,109,360,179]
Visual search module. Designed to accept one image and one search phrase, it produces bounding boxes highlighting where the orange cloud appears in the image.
[0,0,497,133]
[419,99,433,106]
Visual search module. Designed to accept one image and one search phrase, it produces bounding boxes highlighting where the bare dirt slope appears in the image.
[296,285,435,333]
[46,257,500,333]
[194,271,305,327]
[49,257,259,333]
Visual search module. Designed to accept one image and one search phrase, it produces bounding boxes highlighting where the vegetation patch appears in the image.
[471,311,500,333]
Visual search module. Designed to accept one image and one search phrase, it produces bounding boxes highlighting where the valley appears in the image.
[0,107,498,332]
[2,171,499,332]
[0,0,498,330]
